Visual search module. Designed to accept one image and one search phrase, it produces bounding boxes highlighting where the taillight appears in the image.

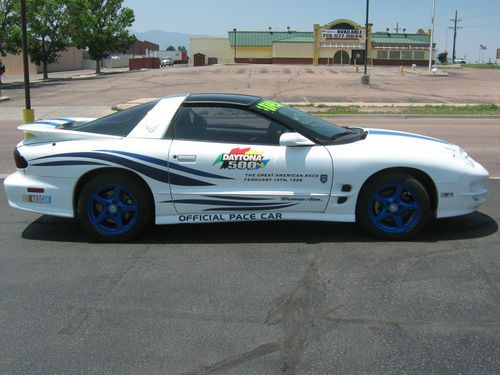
[14,148,28,169]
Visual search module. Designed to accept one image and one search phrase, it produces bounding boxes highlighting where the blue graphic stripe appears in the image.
[161,199,285,207]
[32,152,214,186]
[31,161,107,167]
[203,203,297,211]
[202,195,274,201]
[96,150,168,167]
[368,130,448,144]
[51,118,77,123]
[97,150,233,180]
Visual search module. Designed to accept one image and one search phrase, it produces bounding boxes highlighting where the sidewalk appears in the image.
[1,106,112,121]
[0,67,130,85]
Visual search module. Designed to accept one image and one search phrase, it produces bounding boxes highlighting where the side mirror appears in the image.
[279,132,315,147]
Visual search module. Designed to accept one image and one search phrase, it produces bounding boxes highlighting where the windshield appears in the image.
[253,100,347,141]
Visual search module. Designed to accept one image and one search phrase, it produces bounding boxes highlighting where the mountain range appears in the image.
[132,30,220,52]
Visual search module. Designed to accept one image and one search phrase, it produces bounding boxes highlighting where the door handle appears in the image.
[175,155,197,163]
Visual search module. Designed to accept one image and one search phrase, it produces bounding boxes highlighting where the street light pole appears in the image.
[20,0,34,122]
[361,0,370,84]
[233,28,237,63]
[428,0,435,71]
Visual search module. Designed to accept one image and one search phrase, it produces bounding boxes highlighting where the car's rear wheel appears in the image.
[357,173,430,240]
[78,173,151,242]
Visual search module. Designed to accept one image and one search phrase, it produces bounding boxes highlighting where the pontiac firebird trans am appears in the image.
[4,94,489,241]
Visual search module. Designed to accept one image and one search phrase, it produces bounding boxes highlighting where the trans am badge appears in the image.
[320,174,328,183]
[213,147,269,170]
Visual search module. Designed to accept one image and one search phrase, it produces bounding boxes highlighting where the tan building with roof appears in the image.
[190,19,435,66]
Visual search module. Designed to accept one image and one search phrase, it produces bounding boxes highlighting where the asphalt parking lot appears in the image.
[1,180,499,374]
[1,65,499,374]
[2,65,500,106]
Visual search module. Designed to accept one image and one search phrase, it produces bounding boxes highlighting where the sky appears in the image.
[123,0,500,62]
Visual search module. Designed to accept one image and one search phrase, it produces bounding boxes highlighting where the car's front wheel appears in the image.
[356,173,430,240]
[78,173,151,242]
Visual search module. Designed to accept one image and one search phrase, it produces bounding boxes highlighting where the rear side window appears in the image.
[68,100,159,136]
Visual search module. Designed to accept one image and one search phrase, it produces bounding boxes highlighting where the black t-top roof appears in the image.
[185,93,262,106]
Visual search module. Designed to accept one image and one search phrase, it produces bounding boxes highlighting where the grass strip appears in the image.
[292,103,500,115]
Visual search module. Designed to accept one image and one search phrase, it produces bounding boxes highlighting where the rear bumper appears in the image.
[3,171,75,218]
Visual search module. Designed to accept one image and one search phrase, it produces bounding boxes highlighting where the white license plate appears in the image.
[23,194,52,204]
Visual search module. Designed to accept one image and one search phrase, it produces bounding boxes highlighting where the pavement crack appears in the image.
[184,261,331,374]
[182,343,281,375]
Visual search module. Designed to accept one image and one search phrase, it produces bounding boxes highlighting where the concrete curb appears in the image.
[283,102,500,107]
[1,68,134,87]
[0,96,10,102]
[318,114,500,119]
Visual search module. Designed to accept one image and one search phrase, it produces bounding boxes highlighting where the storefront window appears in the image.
[389,51,401,60]
[377,51,388,59]
[402,51,412,60]
[414,51,425,60]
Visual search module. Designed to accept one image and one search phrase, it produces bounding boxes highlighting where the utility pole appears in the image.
[20,0,34,123]
[428,0,435,71]
[233,28,237,63]
[361,0,370,85]
[450,10,462,63]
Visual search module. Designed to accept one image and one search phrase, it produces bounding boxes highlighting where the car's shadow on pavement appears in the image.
[21,211,498,244]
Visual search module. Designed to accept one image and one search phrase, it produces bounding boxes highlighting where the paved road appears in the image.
[0,179,498,374]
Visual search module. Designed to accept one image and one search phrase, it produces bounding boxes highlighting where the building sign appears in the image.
[321,29,363,40]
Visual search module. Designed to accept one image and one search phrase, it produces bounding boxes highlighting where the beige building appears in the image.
[190,38,235,66]
[190,18,434,66]
[2,47,84,75]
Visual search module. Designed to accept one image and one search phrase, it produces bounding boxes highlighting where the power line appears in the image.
[461,9,500,20]
[461,22,500,28]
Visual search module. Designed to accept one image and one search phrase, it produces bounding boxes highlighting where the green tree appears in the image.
[177,45,186,53]
[26,0,69,79]
[166,45,175,51]
[437,51,448,64]
[67,0,135,74]
[0,0,21,56]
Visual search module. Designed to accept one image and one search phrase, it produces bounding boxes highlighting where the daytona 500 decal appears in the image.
[213,147,269,170]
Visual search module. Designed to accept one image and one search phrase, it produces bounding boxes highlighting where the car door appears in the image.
[167,105,333,214]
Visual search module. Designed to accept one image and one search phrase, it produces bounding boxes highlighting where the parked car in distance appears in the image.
[160,57,173,67]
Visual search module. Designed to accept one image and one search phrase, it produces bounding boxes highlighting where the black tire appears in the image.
[356,173,430,240]
[77,173,152,242]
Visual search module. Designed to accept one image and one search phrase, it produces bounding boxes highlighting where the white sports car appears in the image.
[4,94,489,241]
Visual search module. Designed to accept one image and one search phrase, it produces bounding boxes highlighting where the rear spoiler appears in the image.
[18,118,120,144]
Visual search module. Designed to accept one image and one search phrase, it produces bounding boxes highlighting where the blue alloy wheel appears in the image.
[78,173,152,242]
[367,182,420,234]
[357,173,430,240]
[87,183,138,236]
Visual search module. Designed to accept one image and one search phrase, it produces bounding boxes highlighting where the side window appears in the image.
[172,106,289,145]
[70,100,159,136]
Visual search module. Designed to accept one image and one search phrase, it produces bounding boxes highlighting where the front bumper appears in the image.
[436,158,489,218]
[4,171,76,218]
